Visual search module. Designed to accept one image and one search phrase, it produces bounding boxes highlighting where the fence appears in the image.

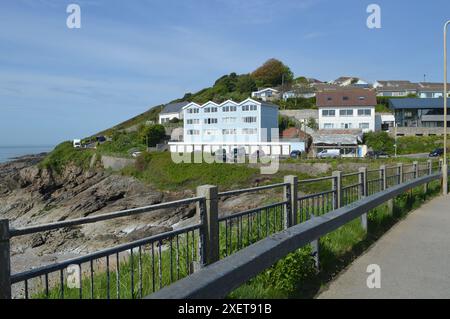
[149,167,446,299]
[0,159,446,299]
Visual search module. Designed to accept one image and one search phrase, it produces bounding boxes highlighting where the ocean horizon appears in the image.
[0,145,54,163]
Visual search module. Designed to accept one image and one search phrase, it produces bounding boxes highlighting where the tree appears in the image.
[306,117,318,130]
[363,131,395,153]
[251,58,294,88]
[236,74,257,93]
[139,124,166,147]
[278,115,296,132]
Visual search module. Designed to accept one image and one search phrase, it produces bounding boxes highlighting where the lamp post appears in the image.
[443,21,450,195]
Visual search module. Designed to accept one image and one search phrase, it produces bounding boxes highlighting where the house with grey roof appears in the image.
[158,101,190,124]
[373,80,418,97]
[417,82,450,98]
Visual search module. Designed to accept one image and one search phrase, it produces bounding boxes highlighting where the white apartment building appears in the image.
[169,98,291,155]
[316,89,377,133]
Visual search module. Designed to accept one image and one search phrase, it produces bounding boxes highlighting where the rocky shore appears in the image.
[0,154,273,277]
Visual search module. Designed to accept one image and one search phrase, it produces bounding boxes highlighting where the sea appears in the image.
[0,145,54,164]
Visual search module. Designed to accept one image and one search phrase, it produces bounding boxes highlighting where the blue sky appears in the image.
[1,0,450,146]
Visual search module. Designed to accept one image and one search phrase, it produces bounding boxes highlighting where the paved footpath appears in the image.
[318,195,450,299]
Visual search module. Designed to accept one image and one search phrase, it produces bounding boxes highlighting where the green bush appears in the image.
[363,131,395,153]
[259,247,315,294]
[39,142,95,173]
[97,131,145,156]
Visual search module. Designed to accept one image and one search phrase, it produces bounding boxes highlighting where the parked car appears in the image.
[317,149,340,159]
[429,148,444,157]
[290,150,302,159]
[96,135,106,143]
[366,151,390,159]
[131,151,142,158]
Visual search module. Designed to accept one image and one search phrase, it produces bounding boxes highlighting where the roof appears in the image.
[418,82,445,92]
[182,98,279,110]
[316,89,376,107]
[160,101,190,114]
[281,127,309,140]
[253,88,279,94]
[312,130,363,145]
[389,98,450,109]
[376,80,413,87]
[375,80,418,92]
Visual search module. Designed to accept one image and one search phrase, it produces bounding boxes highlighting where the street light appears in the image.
[443,21,450,195]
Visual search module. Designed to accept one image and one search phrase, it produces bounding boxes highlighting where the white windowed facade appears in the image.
[318,106,375,132]
[180,98,278,145]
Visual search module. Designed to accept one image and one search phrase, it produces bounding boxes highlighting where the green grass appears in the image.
[230,180,442,299]
[96,131,146,157]
[120,152,260,191]
[397,135,444,155]
[39,142,95,173]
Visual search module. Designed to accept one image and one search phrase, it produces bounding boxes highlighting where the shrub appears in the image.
[259,247,315,294]
[363,131,395,153]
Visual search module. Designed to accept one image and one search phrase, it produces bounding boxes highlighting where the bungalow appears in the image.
[158,101,190,124]
[417,82,450,98]
[251,88,280,101]
[332,76,359,87]
[373,80,418,97]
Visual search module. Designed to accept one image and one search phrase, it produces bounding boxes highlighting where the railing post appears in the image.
[0,219,11,299]
[380,165,393,216]
[196,185,219,266]
[332,171,342,209]
[413,161,419,179]
[424,160,432,194]
[397,163,404,184]
[284,175,298,227]
[443,159,448,195]
[358,167,368,231]
[379,165,387,191]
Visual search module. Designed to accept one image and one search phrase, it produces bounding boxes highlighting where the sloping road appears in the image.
[318,194,450,299]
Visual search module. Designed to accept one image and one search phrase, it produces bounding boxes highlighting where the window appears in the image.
[222,129,237,135]
[187,108,199,114]
[323,123,334,129]
[322,109,336,117]
[242,104,257,111]
[327,97,332,101]
[223,105,237,112]
[222,117,236,123]
[243,116,257,123]
[204,118,218,124]
[357,109,371,116]
[187,129,200,135]
[358,96,366,101]
[359,123,370,129]
[242,128,258,134]
[203,129,218,135]
[339,109,353,116]
[204,107,217,113]
[343,96,349,101]
[341,123,352,129]
[187,119,199,125]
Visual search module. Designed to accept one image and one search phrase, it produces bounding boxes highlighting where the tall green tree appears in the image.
[251,58,294,88]
[139,124,166,147]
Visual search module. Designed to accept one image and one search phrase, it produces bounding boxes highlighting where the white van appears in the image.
[73,139,82,148]
[317,149,340,159]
